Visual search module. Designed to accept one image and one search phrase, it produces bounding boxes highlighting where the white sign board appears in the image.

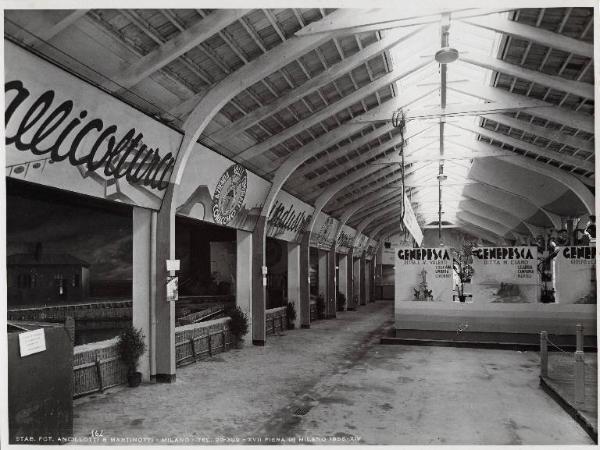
[555,246,596,304]
[471,246,539,303]
[166,259,180,272]
[166,276,178,302]
[19,328,46,357]
[395,248,453,302]
[267,190,314,243]
[5,42,182,210]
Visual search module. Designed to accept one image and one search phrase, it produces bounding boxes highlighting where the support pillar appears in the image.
[347,250,355,310]
[251,217,267,345]
[236,230,253,341]
[317,250,327,304]
[352,255,360,309]
[153,188,176,383]
[300,233,310,328]
[365,260,371,303]
[327,248,337,318]
[132,206,153,381]
[360,255,367,306]
[338,254,349,311]
[288,242,301,327]
[370,257,377,301]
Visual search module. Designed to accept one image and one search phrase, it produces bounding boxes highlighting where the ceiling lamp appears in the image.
[434,47,459,64]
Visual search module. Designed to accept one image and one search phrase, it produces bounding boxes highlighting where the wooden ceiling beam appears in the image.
[113,9,250,88]
[236,58,433,161]
[290,122,433,191]
[210,25,431,143]
[449,81,594,134]
[460,54,594,99]
[447,120,595,172]
[461,14,594,59]
[24,10,89,47]
[482,113,594,155]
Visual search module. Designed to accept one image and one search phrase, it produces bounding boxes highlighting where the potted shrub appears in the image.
[227,306,248,348]
[117,325,146,387]
[286,301,297,329]
[316,295,325,319]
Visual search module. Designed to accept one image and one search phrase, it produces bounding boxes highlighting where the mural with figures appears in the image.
[176,144,270,231]
[471,247,539,303]
[5,42,181,211]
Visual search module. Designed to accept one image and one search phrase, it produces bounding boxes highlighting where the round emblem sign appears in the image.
[212,164,248,225]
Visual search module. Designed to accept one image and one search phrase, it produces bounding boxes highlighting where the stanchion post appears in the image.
[540,331,548,378]
[574,324,585,405]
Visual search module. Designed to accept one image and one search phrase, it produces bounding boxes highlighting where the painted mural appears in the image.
[266,190,313,243]
[471,246,539,303]
[395,248,453,302]
[176,144,270,232]
[336,225,357,254]
[309,213,340,250]
[5,42,181,211]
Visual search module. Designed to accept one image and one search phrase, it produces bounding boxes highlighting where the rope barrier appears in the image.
[544,335,570,354]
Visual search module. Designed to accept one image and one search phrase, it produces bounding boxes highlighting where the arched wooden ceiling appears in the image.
[4,6,594,245]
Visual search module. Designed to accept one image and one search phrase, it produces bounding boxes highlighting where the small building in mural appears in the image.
[7,250,90,306]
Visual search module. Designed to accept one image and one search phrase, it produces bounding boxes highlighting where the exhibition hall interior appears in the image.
[3,4,598,446]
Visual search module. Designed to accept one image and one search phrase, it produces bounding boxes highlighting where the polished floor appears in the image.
[73,301,594,445]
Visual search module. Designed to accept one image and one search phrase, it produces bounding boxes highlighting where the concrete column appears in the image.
[360,255,367,306]
[369,258,377,301]
[347,249,357,311]
[236,230,252,340]
[287,241,301,327]
[338,254,349,311]
[132,206,153,381]
[153,188,176,382]
[327,248,337,318]
[318,249,328,301]
[365,260,371,303]
[251,217,267,345]
[300,233,310,328]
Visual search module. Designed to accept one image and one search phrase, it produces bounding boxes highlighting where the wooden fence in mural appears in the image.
[72,317,231,397]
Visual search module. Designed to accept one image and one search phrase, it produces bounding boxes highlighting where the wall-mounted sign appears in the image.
[336,225,356,253]
[5,42,182,210]
[555,246,596,304]
[18,328,46,357]
[471,246,539,303]
[310,213,339,250]
[166,259,180,272]
[176,145,270,231]
[395,247,453,302]
[166,276,178,302]
[267,190,313,243]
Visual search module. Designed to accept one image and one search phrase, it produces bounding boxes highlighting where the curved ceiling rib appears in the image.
[5,7,593,245]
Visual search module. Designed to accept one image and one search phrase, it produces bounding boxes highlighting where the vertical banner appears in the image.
[395,248,453,302]
[555,246,596,304]
[471,246,539,303]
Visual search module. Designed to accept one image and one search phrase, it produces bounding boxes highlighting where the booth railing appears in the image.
[540,324,588,405]
[73,317,231,398]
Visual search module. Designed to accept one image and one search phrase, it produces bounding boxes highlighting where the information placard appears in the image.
[18,328,46,357]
